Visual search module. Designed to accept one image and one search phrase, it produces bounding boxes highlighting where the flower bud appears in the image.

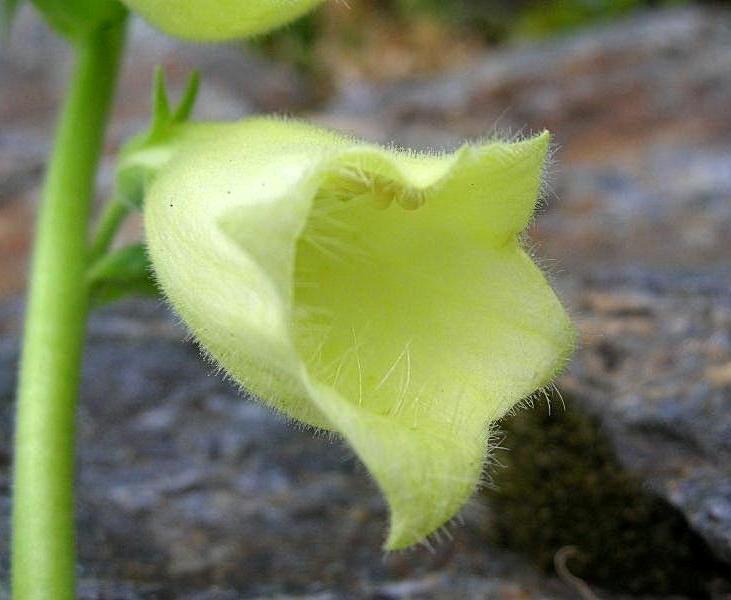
[122,0,326,40]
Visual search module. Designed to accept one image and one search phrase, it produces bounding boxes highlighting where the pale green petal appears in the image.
[145,118,575,549]
[122,0,325,40]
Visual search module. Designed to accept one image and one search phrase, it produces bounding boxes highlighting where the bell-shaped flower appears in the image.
[122,0,326,40]
[143,118,575,549]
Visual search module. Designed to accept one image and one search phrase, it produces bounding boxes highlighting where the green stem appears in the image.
[89,197,131,262]
[12,17,127,600]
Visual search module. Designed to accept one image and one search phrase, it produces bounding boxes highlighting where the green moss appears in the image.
[515,0,690,38]
[487,394,724,596]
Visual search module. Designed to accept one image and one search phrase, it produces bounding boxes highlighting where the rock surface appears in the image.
[1,4,731,598]
[563,268,731,565]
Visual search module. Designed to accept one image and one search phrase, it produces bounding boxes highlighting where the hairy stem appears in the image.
[12,17,127,600]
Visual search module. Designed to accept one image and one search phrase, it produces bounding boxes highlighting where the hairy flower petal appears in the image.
[144,118,575,549]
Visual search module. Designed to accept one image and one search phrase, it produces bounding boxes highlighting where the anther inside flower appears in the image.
[144,118,575,549]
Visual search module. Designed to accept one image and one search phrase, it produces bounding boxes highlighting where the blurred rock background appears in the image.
[1,1,731,598]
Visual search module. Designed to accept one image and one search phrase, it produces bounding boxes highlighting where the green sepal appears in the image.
[147,67,200,143]
[115,68,203,210]
[87,243,159,307]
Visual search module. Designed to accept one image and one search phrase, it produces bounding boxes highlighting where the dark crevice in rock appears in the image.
[487,390,731,597]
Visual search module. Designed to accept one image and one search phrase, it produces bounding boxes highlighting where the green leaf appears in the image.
[121,0,326,41]
[88,243,159,307]
[172,70,199,123]
[144,118,576,549]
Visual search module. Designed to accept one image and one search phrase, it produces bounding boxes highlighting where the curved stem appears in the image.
[12,17,127,600]
[89,196,131,262]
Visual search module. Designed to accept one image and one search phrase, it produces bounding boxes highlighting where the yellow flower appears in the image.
[144,118,575,549]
